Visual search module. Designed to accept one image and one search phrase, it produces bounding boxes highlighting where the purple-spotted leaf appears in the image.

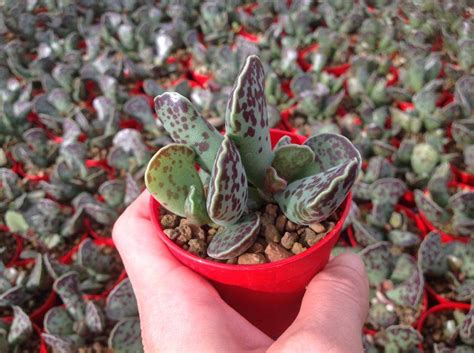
[452,119,474,147]
[360,242,393,287]
[44,307,74,336]
[352,219,383,247]
[154,92,223,172]
[385,325,423,351]
[264,167,288,194]
[417,231,447,276]
[414,190,450,227]
[108,318,143,353]
[99,179,125,209]
[452,213,474,237]
[298,133,361,179]
[42,333,77,353]
[78,239,110,274]
[386,260,424,308]
[271,144,315,182]
[7,306,32,345]
[0,286,26,307]
[373,140,397,157]
[411,143,440,177]
[275,159,358,225]
[455,280,474,302]
[53,272,86,321]
[225,55,273,188]
[184,185,211,225]
[207,213,261,260]
[206,136,247,226]
[145,144,207,219]
[363,156,395,183]
[105,278,138,321]
[390,254,417,284]
[449,191,474,218]
[85,301,105,334]
[123,96,156,131]
[124,173,140,207]
[274,135,291,149]
[371,178,406,204]
[26,253,49,290]
[427,163,452,208]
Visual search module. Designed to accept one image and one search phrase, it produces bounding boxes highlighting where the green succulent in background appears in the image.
[418,232,473,302]
[146,56,360,259]
[415,164,474,237]
[0,306,34,351]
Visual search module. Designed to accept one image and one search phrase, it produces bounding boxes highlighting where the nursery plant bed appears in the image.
[149,129,353,338]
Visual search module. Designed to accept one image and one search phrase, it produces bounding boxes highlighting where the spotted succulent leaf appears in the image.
[360,242,393,287]
[154,92,223,172]
[427,163,452,208]
[98,180,125,209]
[390,254,418,284]
[417,232,448,276]
[368,303,398,330]
[363,156,395,183]
[7,306,32,345]
[44,307,75,336]
[386,259,424,308]
[225,55,273,188]
[206,136,247,226]
[452,119,474,147]
[275,159,358,225]
[124,95,156,131]
[105,278,138,321]
[78,239,111,274]
[460,301,474,345]
[414,190,450,227]
[449,191,474,219]
[42,333,77,353]
[145,144,207,219]
[411,143,440,177]
[271,144,315,182]
[371,178,406,204]
[274,135,291,148]
[388,230,420,248]
[298,133,361,179]
[85,301,105,334]
[108,318,143,353]
[0,286,26,307]
[384,325,423,351]
[207,213,261,260]
[53,272,86,322]
[352,219,383,247]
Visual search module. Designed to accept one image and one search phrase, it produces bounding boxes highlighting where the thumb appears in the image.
[269,252,369,353]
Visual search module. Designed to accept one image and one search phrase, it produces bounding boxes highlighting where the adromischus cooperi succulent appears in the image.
[145,55,361,259]
[415,163,474,237]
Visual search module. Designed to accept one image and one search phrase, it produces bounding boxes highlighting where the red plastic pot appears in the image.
[149,129,352,338]
[347,204,427,247]
[418,182,474,244]
[416,302,471,353]
[451,164,474,186]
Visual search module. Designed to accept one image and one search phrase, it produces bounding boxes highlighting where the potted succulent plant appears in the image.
[415,163,474,242]
[363,325,423,353]
[359,242,426,334]
[145,55,360,337]
[417,301,473,352]
[418,232,473,304]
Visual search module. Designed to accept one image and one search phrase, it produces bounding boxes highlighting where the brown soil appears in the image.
[77,341,112,353]
[426,274,467,302]
[18,335,41,353]
[160,203,338,264]
[421,310,465,352]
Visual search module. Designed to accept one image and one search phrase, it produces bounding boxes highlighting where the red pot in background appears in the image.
[451,164,474,186]
[418,182,473,244]
[347,204,427,247]
[416,302,471,353]
[149,129,352,338]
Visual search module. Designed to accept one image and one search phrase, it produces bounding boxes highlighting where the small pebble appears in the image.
[161,214,179,228]
[265,242,292,262]
[238,253,266,265]
[303,228,325,247]
[309,222,325,233]
[248,241,265,253]
[281,232,297,250]
[285,220,297,232]
[188,239,207,257]
[275,215,287,233]
[291,242,307,255]
[263,224,281,243]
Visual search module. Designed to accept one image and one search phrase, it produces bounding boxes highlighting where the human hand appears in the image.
[113,191,369,353]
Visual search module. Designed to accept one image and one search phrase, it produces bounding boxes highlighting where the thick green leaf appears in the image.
[108,318,143,353]
[271,144,315,182]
